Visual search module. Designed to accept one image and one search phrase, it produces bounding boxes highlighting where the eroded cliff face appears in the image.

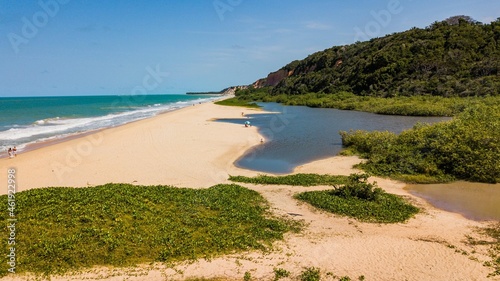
[252,69,294,88]
[220,85,248,95]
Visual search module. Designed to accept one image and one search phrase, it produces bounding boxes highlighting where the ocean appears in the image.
[0,94,219,154]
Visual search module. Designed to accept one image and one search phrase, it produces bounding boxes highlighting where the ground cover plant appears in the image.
[299,267,321,281]
[214,98,260,108]
[295,174,419,223]
[0,184,298,276]
[229,173,349,186]
[467,223,500,277]
[340,104,500,183]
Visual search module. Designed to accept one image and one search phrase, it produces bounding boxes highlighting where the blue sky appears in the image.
[0,0,499,97]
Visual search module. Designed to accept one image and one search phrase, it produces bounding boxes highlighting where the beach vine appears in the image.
[0,184,299,276]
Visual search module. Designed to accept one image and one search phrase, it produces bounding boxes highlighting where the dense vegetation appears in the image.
[340,105,500,183]
[214,98,260,108]
[266,17,500,97]
[228,17,500,116]
[0,184,298,276]
[229,173,349,186]
[295,174,419,223]
[233,90,499,116]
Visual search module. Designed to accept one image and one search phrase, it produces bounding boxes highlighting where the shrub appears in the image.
[331,174,383,201]
[340,104,500,183]
[300,267,321,281]
[295,174,419,223]
[229,174,349,186]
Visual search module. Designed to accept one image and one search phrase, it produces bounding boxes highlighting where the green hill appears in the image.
[252,16,500,98]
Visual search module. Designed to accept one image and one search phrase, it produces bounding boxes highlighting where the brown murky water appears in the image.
[406,182,500,221]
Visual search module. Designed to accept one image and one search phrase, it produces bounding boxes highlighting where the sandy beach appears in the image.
[0,101,263,192]
[1,102,498,281]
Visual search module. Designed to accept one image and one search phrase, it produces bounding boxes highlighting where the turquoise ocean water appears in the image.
[0,94,218,153]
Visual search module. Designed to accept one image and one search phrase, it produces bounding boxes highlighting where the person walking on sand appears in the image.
[7,148,13,158]
[13,146,17,157]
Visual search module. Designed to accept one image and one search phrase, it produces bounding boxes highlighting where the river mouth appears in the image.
[217,103,500,221]
[405,182,500,221]
[217,102,448,173]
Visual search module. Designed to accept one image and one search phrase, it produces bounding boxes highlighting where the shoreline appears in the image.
[0,96,227,160]
[0,100,265,193]
[0,101,497,280]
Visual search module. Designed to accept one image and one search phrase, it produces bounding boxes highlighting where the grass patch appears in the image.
[215,97,261,108]
[0,184,298,276]
[299,267,321,281]
[295,174,419,223]
[229,173,349,186]
[273,268,291,280]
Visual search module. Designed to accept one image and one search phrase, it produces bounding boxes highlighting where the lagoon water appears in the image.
[406,182,500,221]
[218,103,448,174]
[218,103,499,222]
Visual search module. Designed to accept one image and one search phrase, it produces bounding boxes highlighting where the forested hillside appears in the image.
[253,16,500,97]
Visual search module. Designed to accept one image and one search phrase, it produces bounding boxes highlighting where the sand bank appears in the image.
[1,102,497,281]
[0,102,264,193]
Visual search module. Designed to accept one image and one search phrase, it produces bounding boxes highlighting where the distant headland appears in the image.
[186,86,248,96]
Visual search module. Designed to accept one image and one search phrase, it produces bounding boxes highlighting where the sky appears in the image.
[0,0,499,97]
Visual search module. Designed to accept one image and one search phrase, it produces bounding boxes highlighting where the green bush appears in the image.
[273,268,291,280]
[295,174,419,223]
[331,174,383,201]
[340,104,500,183]
[214,98,260,108]
[229,173,349,186]
[300,267,321,281]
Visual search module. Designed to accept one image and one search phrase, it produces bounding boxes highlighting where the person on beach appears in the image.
[13,146,17,157]
[7,148,13,158]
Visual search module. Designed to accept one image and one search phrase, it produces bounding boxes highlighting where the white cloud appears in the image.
[304,21,332,31]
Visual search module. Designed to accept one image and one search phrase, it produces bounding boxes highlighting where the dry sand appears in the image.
[1,102,498,281]
[0,102,263,192]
